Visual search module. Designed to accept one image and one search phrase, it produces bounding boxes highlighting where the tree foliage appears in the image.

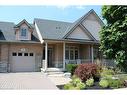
[100,6,127,71]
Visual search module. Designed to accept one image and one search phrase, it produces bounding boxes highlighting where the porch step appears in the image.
[47,72,64,76]
[46,68,63,72]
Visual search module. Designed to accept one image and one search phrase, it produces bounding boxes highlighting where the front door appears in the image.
[48,48,53,67]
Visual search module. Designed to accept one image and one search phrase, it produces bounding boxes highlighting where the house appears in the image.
[0,9,104,72]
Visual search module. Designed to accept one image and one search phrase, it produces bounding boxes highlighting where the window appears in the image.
[65,46,79,60]
[75,50,78,59]
[21,28,27,36]
[24,53,28,56]
[12,52,17,56]
[18,53,22,56]
[70,50,74,60]
[29,53,34,56]
[19,27,29,40]
[65,49,69,59]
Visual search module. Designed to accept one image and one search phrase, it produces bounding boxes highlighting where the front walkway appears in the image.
[0,72,58,89]
[47,73,72,86]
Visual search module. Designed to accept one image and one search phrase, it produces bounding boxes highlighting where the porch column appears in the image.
[63,42,65,70]
[45,42,48,70]
[91,45,94,63]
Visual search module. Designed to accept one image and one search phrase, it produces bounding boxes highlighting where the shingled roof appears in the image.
[34,9,104,42]
[0,21,39,42]
[0,9,103,43]
[34,18,72,40]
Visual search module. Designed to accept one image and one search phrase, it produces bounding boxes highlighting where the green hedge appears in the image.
[66,64,78,75]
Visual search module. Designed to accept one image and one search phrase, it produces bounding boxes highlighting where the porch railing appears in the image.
[42,59,116,69]
[65,59,116,67]
[65,59,92,64]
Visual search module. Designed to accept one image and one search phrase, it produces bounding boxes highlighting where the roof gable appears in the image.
[63,9,104,41]
[14,19,33,29]
[66,26,92,40]
[82,11,103,40]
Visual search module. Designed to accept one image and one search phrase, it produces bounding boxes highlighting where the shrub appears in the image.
[101,67,115,78]
[74,63,101,82]
[86,78,94,87]
[99,79,109,88]
[64,76,86,90]
[108,79,123,88]
[66,64,78,75]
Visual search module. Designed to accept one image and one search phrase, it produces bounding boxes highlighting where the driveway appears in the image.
[0,72,58,89]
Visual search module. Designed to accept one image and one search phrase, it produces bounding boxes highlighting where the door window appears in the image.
[12,52,17,56]
[18,53,22,56]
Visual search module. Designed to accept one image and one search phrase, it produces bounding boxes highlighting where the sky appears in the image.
[0,6,102,24]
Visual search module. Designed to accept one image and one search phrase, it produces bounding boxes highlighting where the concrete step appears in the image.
[47,71,64,75]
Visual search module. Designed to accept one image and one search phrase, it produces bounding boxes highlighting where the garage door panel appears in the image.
[11,53,35,72]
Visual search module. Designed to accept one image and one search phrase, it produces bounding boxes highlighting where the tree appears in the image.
[100,6,127,71]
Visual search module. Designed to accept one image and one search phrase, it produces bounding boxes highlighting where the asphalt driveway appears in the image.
[0,72,58,89]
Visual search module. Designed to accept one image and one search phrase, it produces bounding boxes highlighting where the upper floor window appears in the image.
[19,28,28,40]
[21,28,27,37]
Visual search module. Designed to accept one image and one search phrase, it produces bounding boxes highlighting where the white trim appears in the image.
[34,22,44,44]
[45,43,48,70]
[65,46,79,60]
[19,28,29,40]
[91,45,94,63]
[63,42,65,70]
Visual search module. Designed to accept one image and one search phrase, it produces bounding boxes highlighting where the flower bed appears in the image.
[63,63,127,90]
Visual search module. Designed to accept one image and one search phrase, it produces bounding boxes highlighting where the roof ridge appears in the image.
[34,18,72,24]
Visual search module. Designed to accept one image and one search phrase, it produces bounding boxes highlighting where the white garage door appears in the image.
[11,52,35,72]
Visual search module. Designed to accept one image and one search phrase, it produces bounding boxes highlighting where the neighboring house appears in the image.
[0,9,104,72]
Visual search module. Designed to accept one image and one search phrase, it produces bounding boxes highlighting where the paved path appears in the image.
[47,74,71,86]
[0,72,58,89]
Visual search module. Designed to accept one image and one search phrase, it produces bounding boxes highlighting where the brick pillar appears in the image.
[0,44,9,72]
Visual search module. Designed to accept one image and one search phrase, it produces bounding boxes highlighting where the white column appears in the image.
[63,42,65,70]
[91,45,94,63]
[45,42,48,70]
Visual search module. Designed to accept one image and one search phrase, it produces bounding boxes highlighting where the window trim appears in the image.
[19,27,29,40]
[21,28,27,37]
[65,46,79,60]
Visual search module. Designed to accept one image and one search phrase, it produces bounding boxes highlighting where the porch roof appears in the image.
[43,39,99,44]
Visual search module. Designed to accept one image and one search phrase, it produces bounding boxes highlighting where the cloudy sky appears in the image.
[0,6,102,23]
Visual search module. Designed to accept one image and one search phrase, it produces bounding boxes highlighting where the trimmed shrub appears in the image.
[86,78,94,87]
[99,79,109,88]
[64,76,86,90]
[66,64,78,75]
[74,63,101,82]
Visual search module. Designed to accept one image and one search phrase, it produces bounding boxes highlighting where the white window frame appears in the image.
[65,46,79,60]
[21,28,27,37]
[19,27,29,40]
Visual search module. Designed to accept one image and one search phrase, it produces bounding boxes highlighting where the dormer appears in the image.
[14,19,34,40]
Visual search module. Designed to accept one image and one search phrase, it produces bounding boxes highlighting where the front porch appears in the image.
[41,42,99,72]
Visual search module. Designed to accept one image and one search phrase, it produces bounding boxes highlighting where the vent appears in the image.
[56,27,61,29]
